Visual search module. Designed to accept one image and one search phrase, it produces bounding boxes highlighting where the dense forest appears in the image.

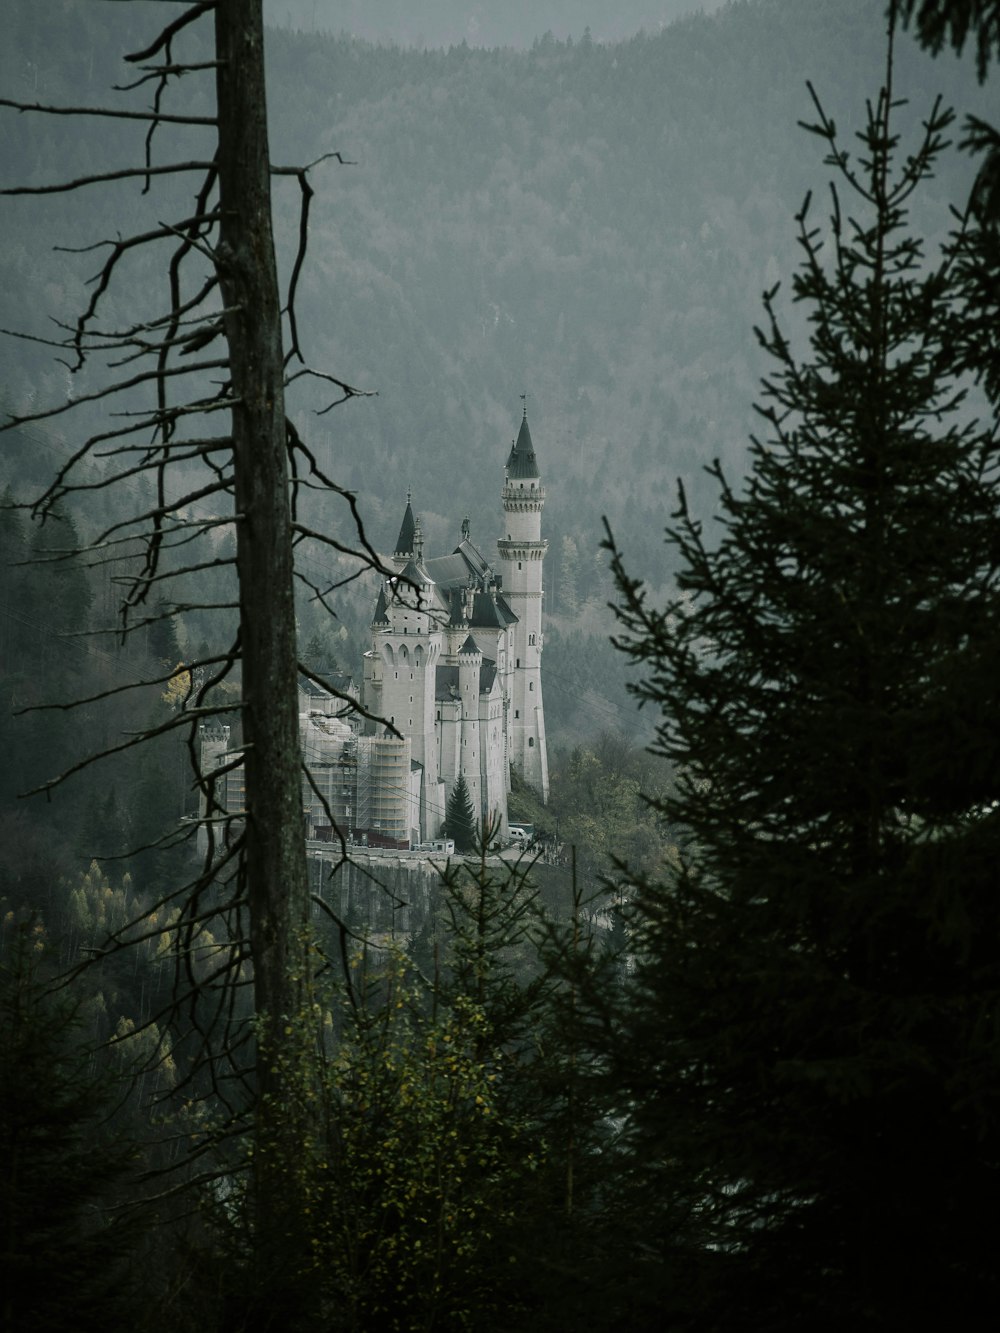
[2,0,990,623]
[263,0,729,48]
[2,0,1000,1329]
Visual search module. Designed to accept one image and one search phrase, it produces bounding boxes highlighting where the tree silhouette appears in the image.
[604,24,1000,1328]
[1,3,385,1324]
[445,773,478,853]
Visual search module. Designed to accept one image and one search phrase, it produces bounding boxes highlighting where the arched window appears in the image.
[528,737,534,748]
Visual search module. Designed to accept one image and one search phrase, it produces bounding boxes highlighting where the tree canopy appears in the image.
[445,773,478,852]
[605,25,1000,1327]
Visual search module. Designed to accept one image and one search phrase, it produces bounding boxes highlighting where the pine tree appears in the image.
[0,918,140,1332]
[445,772,478,853]
[604,37,1000,1332]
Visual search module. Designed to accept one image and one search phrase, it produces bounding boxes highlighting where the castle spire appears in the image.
[498,404,549,802]
[394,492,416,559]
[505,403,539,479]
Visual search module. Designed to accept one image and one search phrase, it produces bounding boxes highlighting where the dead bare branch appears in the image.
[0,96,214,125]
[1,161,217,195]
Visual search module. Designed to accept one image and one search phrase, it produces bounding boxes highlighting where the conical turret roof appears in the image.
[372,585,390,625]
[505,409,540,479]
[394,496,416,557]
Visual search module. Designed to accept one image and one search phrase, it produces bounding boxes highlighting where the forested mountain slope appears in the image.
[263,0,728,47]
[1,0,989,739]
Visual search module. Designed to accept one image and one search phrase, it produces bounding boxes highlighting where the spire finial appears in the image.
[520,391,527,419]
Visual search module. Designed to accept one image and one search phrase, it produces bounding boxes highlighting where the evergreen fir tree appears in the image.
[0,918,141,1332]
[445,772,478,852]
[605,39,1000,1332]
[146,599,182,668]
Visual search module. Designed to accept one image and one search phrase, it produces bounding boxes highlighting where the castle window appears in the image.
[528,737,535,747]
[529,633,535,645]
[529,681,534,691]
[518,562,522,570]
[516,658,520,668]
[515,710,519,719]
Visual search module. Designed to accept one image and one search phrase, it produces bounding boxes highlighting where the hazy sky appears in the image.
[263,1,728,48]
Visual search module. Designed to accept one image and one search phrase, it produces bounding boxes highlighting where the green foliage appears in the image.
[549,733,671,879]
[220,852,622,1333]
[444,773,477,852]
[0,916,141,1332]
[605,57,1000,1329]
[899,0,1000,79]
[315,959,533,1331]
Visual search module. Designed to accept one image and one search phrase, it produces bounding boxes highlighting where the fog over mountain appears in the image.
[1,0,989,737]
[264,0,728,48]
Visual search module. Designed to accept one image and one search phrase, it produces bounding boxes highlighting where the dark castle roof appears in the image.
[396,557,432,587]
[469,591,508,629]
[505,411,540,480]
[372,585,390,625]
[435,658,498,700]
[394,499,416,557]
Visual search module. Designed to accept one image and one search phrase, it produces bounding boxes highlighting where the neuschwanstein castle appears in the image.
[201,408,549,850]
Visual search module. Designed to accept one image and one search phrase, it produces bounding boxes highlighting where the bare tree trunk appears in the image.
[213,2,315,1320]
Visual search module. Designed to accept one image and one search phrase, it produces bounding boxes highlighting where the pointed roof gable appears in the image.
[398,557,432,588]
[394,497,416,558]
[448,587,467,627]
[372,585,390,625]
[455,537,493,583]
[458,633,480,657]
[469,591,507,629]
[506,410,540,480]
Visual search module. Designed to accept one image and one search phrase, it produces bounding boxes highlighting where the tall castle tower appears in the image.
[497,407,549,801]
[371,507,443,842]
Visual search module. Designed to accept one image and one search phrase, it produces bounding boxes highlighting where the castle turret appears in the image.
[393,493,416,566]
[457,633,484,827]
[497,407,549,801]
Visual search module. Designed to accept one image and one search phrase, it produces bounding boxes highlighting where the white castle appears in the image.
[200,408,549,852]
[360,406,549,845]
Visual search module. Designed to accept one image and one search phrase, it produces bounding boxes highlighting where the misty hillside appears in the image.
[1,0,991,739]
[262,0,728,47]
